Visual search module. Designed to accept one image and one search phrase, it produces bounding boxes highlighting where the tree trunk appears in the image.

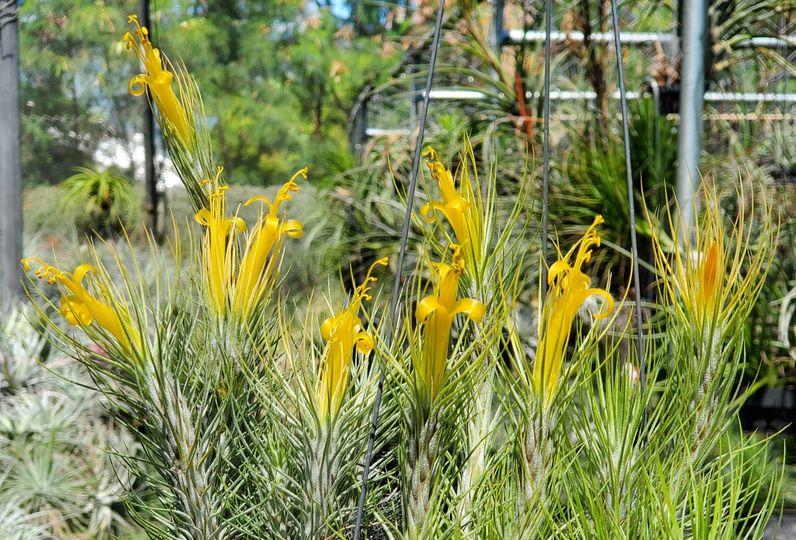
[0,1,22,305]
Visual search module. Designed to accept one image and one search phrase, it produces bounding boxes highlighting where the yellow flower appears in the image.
[194,166,245,316]
[21,258,140,354]
[533,216,613,407]
[316,258,388,422]
[415,245,485,403]
[420,148,481,271]
[233,168,307,317]
[124,15,192,147]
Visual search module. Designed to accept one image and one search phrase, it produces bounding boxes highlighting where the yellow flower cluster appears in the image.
[415,245,485,403]
[194,166,308,319]
[420,147,482,272]
[533,216,613,407]
[21,258,140,355]
[651,184,771,335]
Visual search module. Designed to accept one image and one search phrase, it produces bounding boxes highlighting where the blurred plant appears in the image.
[0,307,140,539]
[60,166,139,237]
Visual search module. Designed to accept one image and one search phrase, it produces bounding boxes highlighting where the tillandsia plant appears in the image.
[17,14,785,540]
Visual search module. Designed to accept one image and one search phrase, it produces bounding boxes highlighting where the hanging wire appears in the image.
[609,0,646,385]
[353,0,447,536]
[541,0,553,301]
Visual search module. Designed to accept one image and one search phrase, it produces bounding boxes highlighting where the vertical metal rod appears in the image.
[675,0,707,235]
[0,0,22,305]
[609,0,646,379]
[647,77,662,181]
[141,0,158,235]
[494,0,505,46]
[541,0,553,301]
[353,0,446,536]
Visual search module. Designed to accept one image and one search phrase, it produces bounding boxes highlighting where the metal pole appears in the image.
[353,1,447,536]
[0,0,22,305]
[610,0,646,399]
[141,0,158,235]
[541,0,553,301]
[675,0,707,233]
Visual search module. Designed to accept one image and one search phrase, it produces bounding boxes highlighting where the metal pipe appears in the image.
[424,89,796,103]
[676,0,708,235]
[141,0,158,235]
[353,0,448,536]
[504,29,795,48]
[541,0,553,300]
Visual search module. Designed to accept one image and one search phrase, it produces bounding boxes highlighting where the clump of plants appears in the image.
[19,16,782,538]
[0,307,140,539]
[60,166,139,237]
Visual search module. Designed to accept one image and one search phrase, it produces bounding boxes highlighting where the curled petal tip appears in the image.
[423,146,438,161]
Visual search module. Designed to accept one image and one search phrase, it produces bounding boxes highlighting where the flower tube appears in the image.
[415,245,485,403]
[316,258,388,422]
[533,216,613,407]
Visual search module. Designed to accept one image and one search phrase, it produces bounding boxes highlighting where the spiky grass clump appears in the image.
[0,307,140,539]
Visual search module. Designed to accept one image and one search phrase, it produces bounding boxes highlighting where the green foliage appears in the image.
[20,1,401,188]
[14,4,794,538]
[19,0,139,186]
[0,308,141,538]
[60,167,140,236]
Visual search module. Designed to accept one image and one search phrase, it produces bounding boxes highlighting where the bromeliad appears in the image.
[21,258,140,355]
[650,183,772,334]
[316,258,388,422]
[533,216,613,407]
[124,15,193,147]
[233,168,307,318]
[415,245,485,405]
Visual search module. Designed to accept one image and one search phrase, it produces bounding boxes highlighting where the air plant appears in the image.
[17,15,784,540]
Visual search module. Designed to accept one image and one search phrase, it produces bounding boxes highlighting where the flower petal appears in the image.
[416,296,441,323]
[129,75,148,96]
[282,219,303,238]
[194,208,212,226]
[321,317,335,340]
[420,202,442,224]
[355,331,375,354]
[243,195,273,209]
[72,264,95,286]
[59,295,93,326]
[453,298,485,322]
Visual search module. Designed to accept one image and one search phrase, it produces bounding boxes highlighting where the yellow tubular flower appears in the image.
[194,167,245,316]
[316,258,388,422]
[21,258,140,354]
[533,216,613,407]
[233,168,307,317]
[415,245,485,403]
[420,148,481,270]
[124,15,192,147]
